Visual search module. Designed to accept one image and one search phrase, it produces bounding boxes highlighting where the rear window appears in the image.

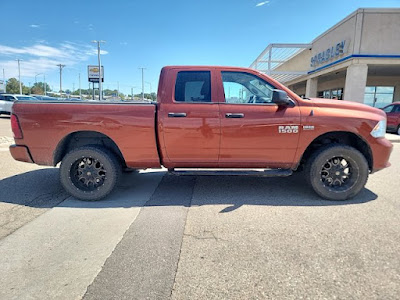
[174,71,211,102]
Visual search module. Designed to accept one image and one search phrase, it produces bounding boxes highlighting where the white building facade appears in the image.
[250,8,400,108]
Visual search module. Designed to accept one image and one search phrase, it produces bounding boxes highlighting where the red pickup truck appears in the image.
[10,66,392,201]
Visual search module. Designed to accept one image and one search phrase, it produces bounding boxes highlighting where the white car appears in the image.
[0,94,17,116]
[0,94,37,116]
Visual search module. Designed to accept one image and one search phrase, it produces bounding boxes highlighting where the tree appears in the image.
[134,92,157,101]
[6,78,22,94]
[22,86,30,94]
[31,82,51,95]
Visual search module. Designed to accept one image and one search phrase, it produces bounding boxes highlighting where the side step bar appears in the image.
[169,168,293,177]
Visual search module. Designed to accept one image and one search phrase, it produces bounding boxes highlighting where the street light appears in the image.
[35,73,42,84]
[15,59,22,94]
[91,40,106,101]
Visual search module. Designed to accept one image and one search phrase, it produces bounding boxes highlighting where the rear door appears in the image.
[217,70,301,168]
[158,69,220,167]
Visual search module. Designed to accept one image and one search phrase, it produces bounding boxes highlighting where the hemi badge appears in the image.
[303,125,315,130]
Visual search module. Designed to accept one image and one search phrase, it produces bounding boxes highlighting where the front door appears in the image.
[218,70,301,168]
[159,70,220,167]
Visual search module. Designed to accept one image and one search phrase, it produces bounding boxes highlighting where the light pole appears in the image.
[44,74,46,95]
[35,73,42,84]
[15,59,22,94]
[56,64,65,96]
[35,73,43,94]
[139,67,146,101]
[146,81,152,100]
[91,40,106,100]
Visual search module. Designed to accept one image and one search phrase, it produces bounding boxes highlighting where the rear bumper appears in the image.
[371,138,393,173]
[9,144,34,163]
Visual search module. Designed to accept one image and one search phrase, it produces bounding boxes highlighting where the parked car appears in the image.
[30,95,59,101]
[10,66,392,201]
[1,94,39,116]
[0,94,17,115]
[382,102,400,135]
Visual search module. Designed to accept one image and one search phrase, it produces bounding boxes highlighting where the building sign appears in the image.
[88,65,104,82]
[310,40,349,68]
[0,80,5,92]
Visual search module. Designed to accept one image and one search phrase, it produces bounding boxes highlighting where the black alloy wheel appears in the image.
[60,146,120,201]
[306,144,369,200]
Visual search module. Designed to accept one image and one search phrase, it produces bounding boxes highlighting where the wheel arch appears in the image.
[53,131,126,167]
[298,131,373,171]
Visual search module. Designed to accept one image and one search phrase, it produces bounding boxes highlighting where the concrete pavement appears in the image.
[0,171,164,300]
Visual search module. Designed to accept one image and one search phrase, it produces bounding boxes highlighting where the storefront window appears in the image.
[364,86,394,108]
[317,88,343,100]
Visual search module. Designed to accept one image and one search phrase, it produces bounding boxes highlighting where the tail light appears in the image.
[11,114,23,139]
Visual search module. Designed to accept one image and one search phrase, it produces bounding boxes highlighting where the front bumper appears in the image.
[370,137,393,173]
[9,144,34,163]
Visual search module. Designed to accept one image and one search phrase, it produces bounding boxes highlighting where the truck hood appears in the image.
[309,98,386,118]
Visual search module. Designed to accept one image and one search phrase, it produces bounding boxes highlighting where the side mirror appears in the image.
[272,89,292,106]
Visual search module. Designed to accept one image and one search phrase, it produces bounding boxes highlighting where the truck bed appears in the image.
[12,101,161,168]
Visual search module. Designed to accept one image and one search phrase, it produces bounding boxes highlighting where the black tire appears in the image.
[305,144,369,201]
[397,125,400,136]
[60,146,121,201]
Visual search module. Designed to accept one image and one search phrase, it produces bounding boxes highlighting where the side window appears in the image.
[174,71,211,102]
[222,71,275,104]
[0,95,5,100]
[383,105,394,113]
[394,105,400,113]
[5,96,15,102]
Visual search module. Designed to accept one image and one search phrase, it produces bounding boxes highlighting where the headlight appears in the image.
[370,119,386,138]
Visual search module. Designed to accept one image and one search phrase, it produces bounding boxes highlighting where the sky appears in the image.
[1,0,399,95]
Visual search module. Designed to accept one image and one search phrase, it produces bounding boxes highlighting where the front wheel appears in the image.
[305,144,369,200]
[60,146,120,201]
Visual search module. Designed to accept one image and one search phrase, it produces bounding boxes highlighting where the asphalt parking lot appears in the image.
[0,117,399,299]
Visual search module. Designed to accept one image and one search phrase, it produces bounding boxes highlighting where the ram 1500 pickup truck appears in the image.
[10,66,393,201]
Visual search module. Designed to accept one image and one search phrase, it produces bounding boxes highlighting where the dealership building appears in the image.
[250,8,400,108]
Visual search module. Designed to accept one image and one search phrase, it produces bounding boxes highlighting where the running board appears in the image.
[169,168,293,177]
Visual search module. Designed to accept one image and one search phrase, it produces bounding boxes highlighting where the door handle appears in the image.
[168,112,187,118]
[225,113,244,118]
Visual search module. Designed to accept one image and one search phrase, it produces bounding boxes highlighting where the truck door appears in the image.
[158,69,220,167]
[217,70,301,168]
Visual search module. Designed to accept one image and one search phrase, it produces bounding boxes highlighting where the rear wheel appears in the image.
[397,125,400,135]
[60,146,120,201]
[305,144,369,200]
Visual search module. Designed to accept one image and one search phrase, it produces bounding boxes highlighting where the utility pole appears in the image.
[131,87,133,100]
[91,40,106,100]
[117,81,119,99]
[56,64,65,97]
[16,59,23,94]
[139,67,146,101]
[44,74,46,95]
[79,73,81,99]
[2,69,5,92]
